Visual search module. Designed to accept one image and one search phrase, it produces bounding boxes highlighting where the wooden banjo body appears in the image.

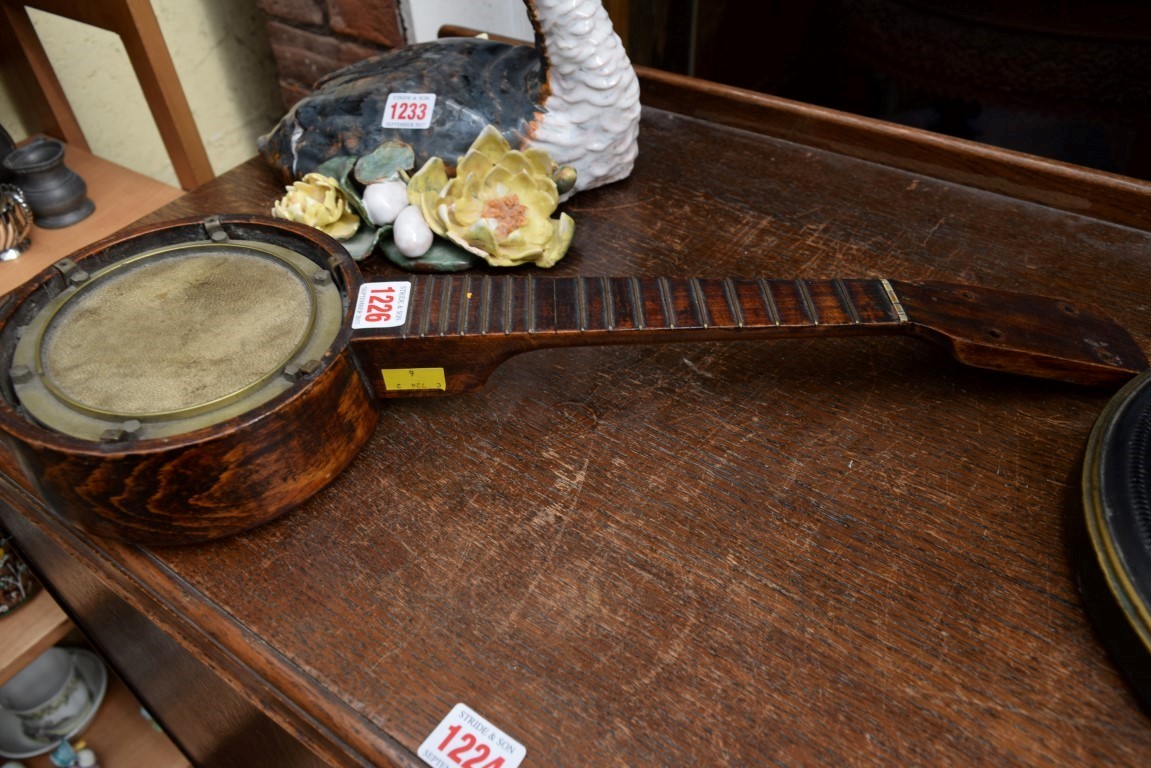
[0,215,1144,545]
[0,217,377,545]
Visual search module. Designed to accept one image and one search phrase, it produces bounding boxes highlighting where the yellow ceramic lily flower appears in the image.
[407,126,574,268]
[272,172,360,240]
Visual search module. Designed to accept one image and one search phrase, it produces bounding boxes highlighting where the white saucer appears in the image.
[0,649,108,759]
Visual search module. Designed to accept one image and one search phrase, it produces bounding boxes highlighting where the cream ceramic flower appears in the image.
[272,172,359,240]
[407,126,574,268]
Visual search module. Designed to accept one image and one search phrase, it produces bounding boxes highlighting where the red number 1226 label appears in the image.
[352,281,410,329]
[418,703,526,768]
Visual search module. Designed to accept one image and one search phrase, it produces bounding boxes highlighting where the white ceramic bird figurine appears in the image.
[259,0,641,196]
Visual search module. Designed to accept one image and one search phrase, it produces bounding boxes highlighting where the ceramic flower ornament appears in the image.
[271,172,359,240]
[268,129,577,272]
[407,126,574,268]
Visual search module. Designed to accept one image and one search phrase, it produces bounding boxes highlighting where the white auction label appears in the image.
[418,703,526,768]
[382,92,436,129]
[352,281,410,329]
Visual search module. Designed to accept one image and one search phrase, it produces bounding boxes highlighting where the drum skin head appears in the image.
[37,246,315,416]
[0,216,378,545]
[12,237,344,441]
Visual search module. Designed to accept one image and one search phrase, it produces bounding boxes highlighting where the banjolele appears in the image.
[0,215,1145,545]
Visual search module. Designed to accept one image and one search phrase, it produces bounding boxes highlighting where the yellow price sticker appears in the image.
[381,367,446,391]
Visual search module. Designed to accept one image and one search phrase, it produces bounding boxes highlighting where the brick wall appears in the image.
[257,0,406,109]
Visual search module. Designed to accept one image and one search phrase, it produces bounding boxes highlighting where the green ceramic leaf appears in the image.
[315,155,355,185]
[379,238,484,273]
[355,142,416,185]
[342,222,388,261]
[315,156,369,220]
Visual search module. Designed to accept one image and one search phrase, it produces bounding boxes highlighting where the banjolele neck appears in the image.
[350,275,1148,396]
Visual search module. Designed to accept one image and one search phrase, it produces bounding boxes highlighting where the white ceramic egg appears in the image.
[392,205,434,258]
[362,180,410,226]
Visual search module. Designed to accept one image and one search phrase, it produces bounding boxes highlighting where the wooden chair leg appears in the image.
[0,1,88,150]
[102,0,215,190]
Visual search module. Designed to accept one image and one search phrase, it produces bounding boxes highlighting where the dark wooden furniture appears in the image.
[820,0,1151,179]
[3,70,1151,766]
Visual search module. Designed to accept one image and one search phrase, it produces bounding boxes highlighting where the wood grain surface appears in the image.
[3,82,1151,766]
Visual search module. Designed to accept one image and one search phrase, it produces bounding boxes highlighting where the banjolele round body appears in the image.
[0,215,1145,546]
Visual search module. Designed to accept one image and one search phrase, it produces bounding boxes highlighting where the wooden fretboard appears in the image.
[350,275,1145,396]
[396,275,905,338]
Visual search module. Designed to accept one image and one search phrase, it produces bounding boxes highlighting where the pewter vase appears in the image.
[2,138,93,229]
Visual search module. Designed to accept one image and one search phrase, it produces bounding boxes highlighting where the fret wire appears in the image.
[526,276,537,333]
[833,278,861,325]
[503,274,514,334]
[480,275,492,335]
[458,274,471,335]
[546,278,557,333]
[602,277,615,330]
[658,277,675,329]
[438,275,453,335]
[576,276,588,332]
[629,277,646,329]
[688,278,710,328]
[796,279,819,325]
[757,277,781,326]
[418,275,436,337]
[722,278,744,328]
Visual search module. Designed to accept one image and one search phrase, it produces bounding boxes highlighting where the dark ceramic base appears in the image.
[34,197,95,229]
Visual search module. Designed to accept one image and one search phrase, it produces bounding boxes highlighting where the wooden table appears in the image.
[2,70,1151,766]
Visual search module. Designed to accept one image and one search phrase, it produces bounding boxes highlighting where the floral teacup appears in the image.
[0,647,91,742]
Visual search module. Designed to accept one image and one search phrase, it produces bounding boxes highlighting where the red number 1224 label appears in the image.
[418,703,526,768]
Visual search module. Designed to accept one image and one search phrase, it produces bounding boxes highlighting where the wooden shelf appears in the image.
[0,589,188,767]
[0,588,71,688]
[0,142,183,296]
[23,674,191,768]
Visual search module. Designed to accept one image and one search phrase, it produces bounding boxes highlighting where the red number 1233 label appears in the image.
[418,703,526,768]
[383,92,436,129]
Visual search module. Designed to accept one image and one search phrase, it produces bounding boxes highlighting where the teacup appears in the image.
[0,647,91,742]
